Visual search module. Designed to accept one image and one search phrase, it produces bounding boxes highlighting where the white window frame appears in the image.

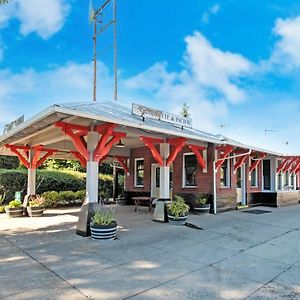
[250,166,258,188]
[220,159,231,188]
[134,158,144,188]
[182,152,197,188]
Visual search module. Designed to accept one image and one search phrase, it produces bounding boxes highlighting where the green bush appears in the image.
[60,190,76,202]
[167,195,190,219]
[75,190,85,200]
[42,191,60,208]
[0,206,5,213]
[7,200,22,208]
[91,208,114,226]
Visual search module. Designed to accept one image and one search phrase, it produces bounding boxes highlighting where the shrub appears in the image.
[42,191,60,208]
[168,195,189,219]
[195,196,208,206]
[0,206,5,213]
[60,190,76,202]
[7,200,22,208]
[75,190,85,200]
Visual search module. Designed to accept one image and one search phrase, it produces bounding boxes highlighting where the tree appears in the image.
[180,103,190,118]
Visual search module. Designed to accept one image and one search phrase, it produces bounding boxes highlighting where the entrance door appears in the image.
[151,164,173,199]
[263,159,271,190]
[151,164,160,198]
[236,165,246,205]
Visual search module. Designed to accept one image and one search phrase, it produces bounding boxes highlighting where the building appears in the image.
[0,101,299,235]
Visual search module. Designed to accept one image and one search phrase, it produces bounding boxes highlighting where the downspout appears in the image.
[213,149,252,215]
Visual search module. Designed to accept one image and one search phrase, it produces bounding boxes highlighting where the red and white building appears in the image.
[0,101,299,235]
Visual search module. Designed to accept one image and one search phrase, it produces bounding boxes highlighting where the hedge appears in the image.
[0,169,123,203]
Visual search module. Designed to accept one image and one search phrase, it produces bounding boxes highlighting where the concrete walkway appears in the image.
[1,205,300,299]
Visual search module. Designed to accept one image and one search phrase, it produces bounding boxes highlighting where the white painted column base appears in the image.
[86,161,99,203]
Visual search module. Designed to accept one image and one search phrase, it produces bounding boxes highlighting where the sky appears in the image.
[0,0,300,154]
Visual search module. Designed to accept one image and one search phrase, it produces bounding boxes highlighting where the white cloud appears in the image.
[0,0,70,39]
[201,4,220,24]
[267,16,300,71]
[184,32,252,103]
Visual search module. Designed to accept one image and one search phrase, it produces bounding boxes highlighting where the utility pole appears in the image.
[91,0,118,102]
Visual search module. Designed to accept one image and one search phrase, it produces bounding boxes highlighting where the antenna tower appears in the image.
[91,0,117,102]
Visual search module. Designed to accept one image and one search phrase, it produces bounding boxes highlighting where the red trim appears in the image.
[140,136,164,166]
[276,158,290,173]
[166,138,186,166]
[291,159,300,173]
[282,157,297,173]
[188,144,206,169]
[115,156,129,174]
[215,146,234,169]
[249,153,266,173]
[55,122,89,161]
[6,144,30,168]
[234,152,251,172]
[99,155,108,164]
[71,151,87,168]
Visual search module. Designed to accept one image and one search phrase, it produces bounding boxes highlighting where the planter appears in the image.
[193,204,210,214]
[167,214,187,225]
[27,206,44,217]
[5,207,23,218]
[90,221,117,240]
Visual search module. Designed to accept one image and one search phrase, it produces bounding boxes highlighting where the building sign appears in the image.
[132,103,192,128]
[3,115,24,134]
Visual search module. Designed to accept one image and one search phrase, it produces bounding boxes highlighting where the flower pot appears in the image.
[27,206,44,217]
[167,214,187,225]
[193,204,210,214]
[90,221,117,240]
[5,207,23,218]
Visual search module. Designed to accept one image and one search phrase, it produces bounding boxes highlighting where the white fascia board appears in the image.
[0,106,57,144]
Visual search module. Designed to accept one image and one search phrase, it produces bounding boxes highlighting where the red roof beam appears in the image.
[282,157,297,173]
[290,159,300,173]
[71,151,87,168]
[189,144,206,169]
[166,137,186,167]
[140,136,164,166]
[115,156,129,174]
[5,144,30,168]
[234,152,251,172]
[249,153,266,173]
[215,145,234,170]
[276,158,290,173]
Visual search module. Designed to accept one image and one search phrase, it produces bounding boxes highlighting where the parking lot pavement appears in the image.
[1,205,300,299]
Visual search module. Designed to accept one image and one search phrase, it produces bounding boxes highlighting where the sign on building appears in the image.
[132,103,192,128]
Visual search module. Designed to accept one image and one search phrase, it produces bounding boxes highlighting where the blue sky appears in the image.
[0,0,300,154]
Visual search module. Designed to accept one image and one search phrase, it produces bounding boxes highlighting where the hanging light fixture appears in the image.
[115,140,125,148]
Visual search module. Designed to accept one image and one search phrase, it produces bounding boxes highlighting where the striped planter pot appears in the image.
[167,214,188,225]
[90,221,117,240]
[193,204,210,214]
[5,207,23,218]
[27,206,44,217]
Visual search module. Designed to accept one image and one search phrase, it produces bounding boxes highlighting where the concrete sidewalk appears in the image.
[1,205,300,299]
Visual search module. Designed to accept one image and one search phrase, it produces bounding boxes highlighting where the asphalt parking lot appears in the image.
[1,205,300,299]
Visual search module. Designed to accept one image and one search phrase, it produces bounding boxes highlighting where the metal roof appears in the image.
[0,101,284,156]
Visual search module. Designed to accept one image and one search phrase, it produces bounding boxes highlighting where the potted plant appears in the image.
[0,193,6,214]
[5,199,23,217]
[167,195,190,225]
[90,207,117,240]
[27,195,45,217]
[194,195,210,214]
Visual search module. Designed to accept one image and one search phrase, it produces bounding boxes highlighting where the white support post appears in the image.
[159,143,170,199]
[27,168,36,196]
[86,131,99,203]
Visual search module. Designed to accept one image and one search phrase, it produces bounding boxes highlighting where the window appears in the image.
[220,160,230,188]
[251,167,258,187]
[263,159,271,190]
[183,153,197,187]
[134,159,144,187]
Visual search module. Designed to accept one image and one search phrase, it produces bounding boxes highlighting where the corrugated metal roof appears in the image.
[0,101,284,156]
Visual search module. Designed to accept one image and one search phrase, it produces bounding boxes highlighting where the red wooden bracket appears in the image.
[282,157,297,173]
[234,152,251,172]
[71,151,87,168]
[166,138,186,167]
[55,122,89,161]
[140,136,164,166]
[215,145,234,169]
[249,153,266,173]
[295,164,300,174]
[189,144,206,169]
[6,144,30,168]
[6,144,56,169]
[290,158,300,174]
[99,155,108,164]
[93,123,126,162]
[115,156,129,174]
[276,158,290,173]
